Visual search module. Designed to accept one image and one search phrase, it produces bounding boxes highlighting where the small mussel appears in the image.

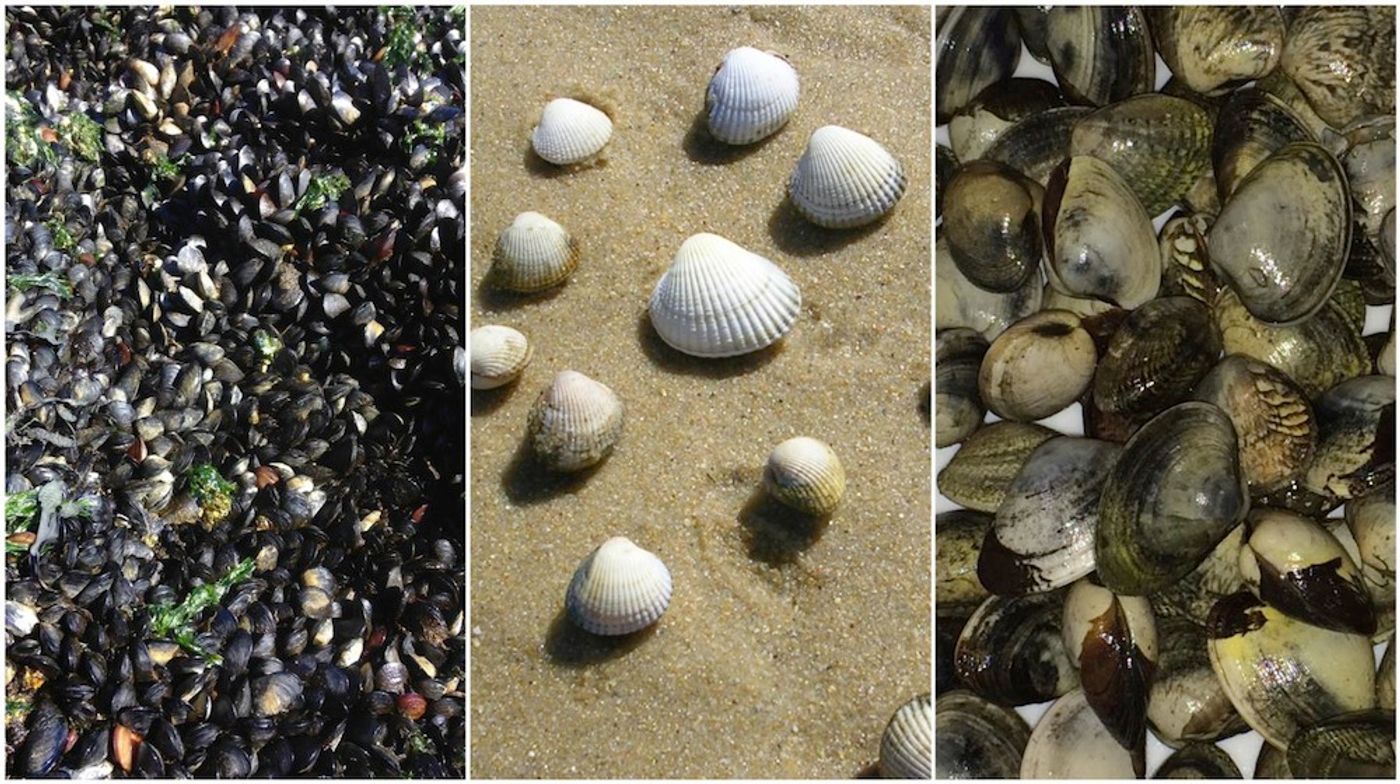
[935,510,992,622]
[954,591,1079,706]
[565,536,671,636]
[1286,709,1396,778]
[1043,155,1160,309]
[1092,297,1221,421]
[1303,375,1396,503]
[1043,6,1155,107]
[942,160,1044,293]
[1069,94,1213,216]
[1148,7,1285,96]
[935,236,1043,341]
[935,7,1022,124]
[934,690,1030,779]
[1147,615,1248,746]
[935,329,987,448]
[978,310,1096,422]
[1153,741,1244,779]
[526,370,624,472]
[1192,354,1316,495]
[936,421,1057,513]
[1236,508,1376,635]
[761,436,844,517]
[1020,688,1137,778]
[877,693,931,779]
[948,77,1065,162]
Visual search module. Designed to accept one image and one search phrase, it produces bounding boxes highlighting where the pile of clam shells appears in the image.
[6,7,464,777]
[937,6,1394,779]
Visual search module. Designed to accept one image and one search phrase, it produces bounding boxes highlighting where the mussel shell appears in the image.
[1093,297,1221,419]
[1070,94,1213,217]
[936,421,1057,513]
[1148,7,1286,96]
[1020,688,1138,778]
[1281,7,1396,128]
[1158,213,1223,306]
[1303,375,1396,502]
[1192,355,1316,495]
[1043,155,1160,309]
[1044,6,1155,107]
[935,329,988,448]
[1147,615,1249,746]
[935,7,1022,124]
[935,236,1043,342]
[978,310,1097,422]
[983,105,1093,187]
[1286,709,1396,778]
[941,160,1044,293]
[1153,741,1244,779]
[1213,288,1370,399]
[935,510,992,620]
[949,77,1065,162]
[935,690,1031,779]
[1238,508,1376,635]
[954,591,1079,706]
[1211,88,1317,202]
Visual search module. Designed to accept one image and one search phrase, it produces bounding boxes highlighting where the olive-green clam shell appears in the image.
[1044,6,1155,107]
[1213,288,1370,399]
[1014,7,1051,64]
[1154,741,1245,779]
[935,691,1031,779]
[1286,709,1397,777]
[1070,94,1213,216]
[942,160,1044,293]
[1193,355,1316,495]
[936,421,1058,513]
[936,7,1021,124]
[1148,616,1249,747]
[1211,88,1316,202]
[1093,297,1221,419]
[984,106,1092,187]
[1282,6,1396,129]
[935,236,1043,342]
[949,78,1065,162]
[1044,156,1161,309]
[954,591,1079,706]
[1149,7,1285,96]
[935,328,988,448]
[936,510,993,620]
[1150,524,1248,627]
[935,143,955,220]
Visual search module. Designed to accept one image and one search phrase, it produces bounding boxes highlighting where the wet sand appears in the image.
[470,5,931,778]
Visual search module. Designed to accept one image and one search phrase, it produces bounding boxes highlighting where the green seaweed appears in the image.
[7,271,73,298]
[293,172,351,214]
[45,214,75,251]
[403,117,447,162]
[5,489,39,532]
[148,557,255,662]
[59,112,103,162]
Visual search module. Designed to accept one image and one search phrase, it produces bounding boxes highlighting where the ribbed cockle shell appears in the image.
[566,536,672,636]
[705,47,799,145]
[879,693,932,779]
[487,211,579,293]
[762,436,845,517]
[530,97,613,165]
[526,370,623,472]
[469,325,532,390]
[788,125,906,229]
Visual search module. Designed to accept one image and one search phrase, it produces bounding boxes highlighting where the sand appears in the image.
[469,6,931,778]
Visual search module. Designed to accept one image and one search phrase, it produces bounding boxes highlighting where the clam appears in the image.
[1154,742,1244,779]
[1069,95,1213,216]
[1014,7,1051,64]
[530,97,612,165]
[1192,355,1316,495]
[1148,7,1286,96]
[935,421,1057,513]
[787,125,906,229]
[1206,591,1376,750]
[935,236,1042,342]
[934,329,987,448]
[1147,615,1248,746]
[935,144,956,220]
[487,211,580,293]
[1254,742,1292,779]
[1020,688,1137,779]
[1379,639,1395,710]
[1043,6,1155,107]
[978,310,1097,423]
[1208,142,1351,324]
[647,233,800,358]
[1236,508,1376,635]
[1043,156,1160,309]
[704,47,799,145]
[1281,7,1396,128]
[934,690,1030,779]
[1213,288,1370,399]
[935,510,993,622]
[948,77,1064,162]
[1211,88,1317,201]
[1157,213,1222,306]
[1380,317,1397,377]
[526,370,624,472]
[1254,68,1334,142]
[1303,375,1396,502]
[761,436,844,517]
[1040,282,1119,319]
[983,106,1092,187]
[954,591,1079,706]
[935,7,1021,124]
[941,160,1044,292]
[977,437,1119,596]
[565,536,671,636]
[1340,117,1395,247]
[1380,209,1397,289]
[1345,481,1396,613]
[1092,297,1221,420]
[1149,524,1249,627]
[877,693,931,779]
[468,325,532,390]
[1095,402,1249,596]
[1286,709,1396,778]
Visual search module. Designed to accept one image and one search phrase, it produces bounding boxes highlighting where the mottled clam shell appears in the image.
[935,690,1030,779]
[983,105,1092,187]
[1254,741,1293,778]
[1345,481,1396,610]
[935,329,987,448]
[935,7,1021,124]
[978,437,1119,596]
[762,436,844,517]
[978,310,1097,423]
[1043,156,1160,309]
[1154,742,1244,779]
[1070,94,1213,217]
[1340,118,1395,245]
[1254,68,1334,142]
[1149,7,1286,96]
[1044,6,1155,107]
[1021,689,1138,779]
[531,97,612,165]
[526,370,624,472]
[1095,402,1249,596]
[1092,297,1221,420]
[705,47,799,145]
[948,77,1065,162]
[1158,213,1222,305]
[1147,616,1248,747]
[1206,591,1377,750]
[878,693,931,779]
[1213,87,1320,204]
[468,325,532,390]
[954,591,1079,706]
[487,211,580,293]
[1192,355,1316,496]
[648,233,800,358]
[1379,639,1395,710]
[788,125,906,229]
[1286,709,1396,778]
[1213,288,1370,399]
[1014,7,1051,64]
[935,144,955,220]
[1304,375,1396,502]
[1208,142,1351,324]
[936,421,1057,513]
[1149,524,1248,627]
[942,160,1043,292]
[936,510,993,621]
[565,536,671,636]
[1237,508,1375,635]
[935,236,1042,342]
[1282,7,1396,129]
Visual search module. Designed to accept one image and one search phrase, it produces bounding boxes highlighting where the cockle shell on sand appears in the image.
[788,125,906,229]
[468,325,532,390]
[531,97,613,165]
[487,211,579,293]
[879,693,932,779]
[526,370,623,472]
[705,47,799,145]
[566,537,672,636]
[762,436,845,517]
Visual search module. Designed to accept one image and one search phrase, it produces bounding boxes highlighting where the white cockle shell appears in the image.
[487,211,579,293]
[879,693,932,779]
[530,97,613,165]
[763,436,845,516]
[566,536,672,636]
[469,325,532,390]
[526,370,623,472]
[705,47,799,145]
[789,125,907,228]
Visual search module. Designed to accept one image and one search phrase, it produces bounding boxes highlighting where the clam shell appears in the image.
[935,690,1030,779]
[935,7,1021,124]
[1208,142,1351,324]
[1304,375,1396,502]
[1070,94,1214,217]
[1014,7,1051,64]
[1286,709,1396,778]
[1040,281,1119,319]
[526,370,624,472]
[1207,591,1376,750]
[788,125,906,229]
[978,309,1097,423]
[1155,742,1244,779]
[1147,616,1249,746]
[935,236,1043,342]
[942,160,1044,292]
[1149,524,1249,627]
[1148,7,1286,96]
[761,436,844,517]
[1237,508,1375,635]
[565,536,671,636]
[1157,213,1223,306]
[936,510,993,621]
[1043,155,1160,309]
[1092,297,1221,420]
[949,77,1065,162]
[935,329,987,448]
[1044,6,1155,107]
[530,97,612,165]
[1021,688,1137,779]
[704,47,798,145]
[1192,355,1316,495]
[936,421,1057,513]
[1282,7,1396,128]
[1254,741,1292,778]
[487,211,579,293]
[1378,639,1395,710]
[647,233,800,358]
[955,591,1079,706]
[878,693,932,779]
[1345,480,1396,611]
[1339,118,1395,245]
[1213,288,1370,399]
[468,325,532,390]
[983,105,1092,187]
[935,144,956,219]
[1211,88,1317,202]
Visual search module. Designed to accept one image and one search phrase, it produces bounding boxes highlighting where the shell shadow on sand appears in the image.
[767,197,885,257]
[501,437,608,505]
[636,311,782,378]
[470,382,520,417]
[475,277,568,313]
[682,110,780,165]
[544,608,657,666]
[737,487,830,565]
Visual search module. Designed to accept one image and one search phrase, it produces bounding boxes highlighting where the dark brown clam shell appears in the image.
[954,591,1079,706]
[1093,297,1221,420]
[936,7,1021,124]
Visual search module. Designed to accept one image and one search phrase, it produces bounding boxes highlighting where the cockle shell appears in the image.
[487,211,579,293]
[705,47,799,145]
[530,97,612,165]
[565,536,671,636]
[762,436,845,517]
[526,371,623,472]
[648,233,800,358]
[878,693,932,779]
[468,325,532,390]
[788,125,906,229]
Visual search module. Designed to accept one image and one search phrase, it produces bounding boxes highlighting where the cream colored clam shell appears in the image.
[879,693,932,779]
[488,211,579,293]
[469,325,532,390]
[648,233,801,358]
[789,125,906,228]
[762,436,845,517]
[526,370,623,472]
[1021,689,1137,778]
[566,536,672,636]
[706,47,799,145]
[531,97,612,165]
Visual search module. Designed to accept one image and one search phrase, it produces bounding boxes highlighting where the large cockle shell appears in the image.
[1092,297,1221,420]
[1192,355,1316,495]
[1213,288,1370,399]
[565,536,671,636]
[955,592,1079,706]
[1069,94,1213,217]
[530,97,612,165]
[1207,591,1376,750]
[705,47,799,145]
[978,310,1097,422]
[526,370,624,472]
[788,125,906,229]
[936,421,1057,513]
[1286,709,1397,778]
[1096,402,1249,596]
[936,510,993,621]
[935,691,1030,779]
[1147,616,1248,746]
[762,436,844,517]
[1281,7,1396,128]
[1208,142,1350,324]
[935,236,1042,341]
[935,7,1021,124]
[1303,375,1396,502]
[935,329,987,448]
[487,211,580,293]
[1044,6,1155,107]
[949,77,1065,162]
[648,233,800,358]
[469,325,532,390]
[1148,7,1286,96]
[1043,155,1160,309]
[878,693,931,779]
[942,160,1044,292]
[1021,689,1138,779]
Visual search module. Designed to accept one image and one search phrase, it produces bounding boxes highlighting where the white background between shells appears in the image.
[935,36,1394,779]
